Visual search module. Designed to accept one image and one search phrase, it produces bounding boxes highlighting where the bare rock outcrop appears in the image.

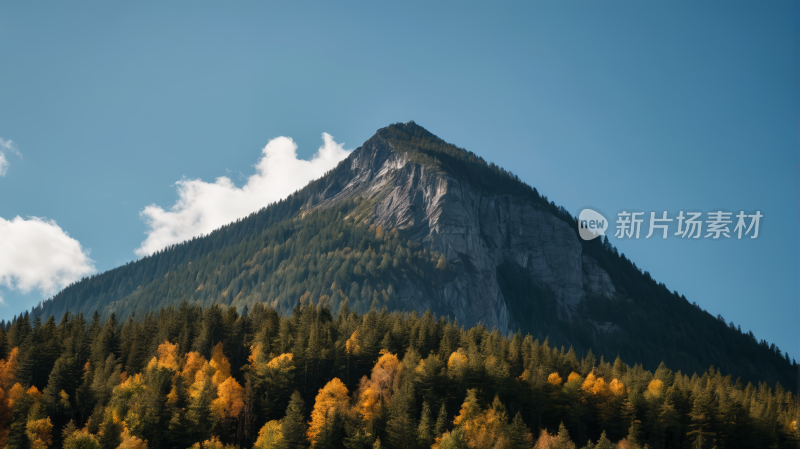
[303,127,615,333]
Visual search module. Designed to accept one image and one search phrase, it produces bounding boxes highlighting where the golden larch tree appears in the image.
[211,376,245,420]
[308,378,350,444]
[0,348,19,391]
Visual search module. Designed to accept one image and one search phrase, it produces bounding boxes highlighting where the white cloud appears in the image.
[136,133,351,257]
[0,138,21,176]
[0,216,96,304]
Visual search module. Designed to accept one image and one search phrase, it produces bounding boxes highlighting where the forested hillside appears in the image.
[0,304,797,449]
[24,122,797,390]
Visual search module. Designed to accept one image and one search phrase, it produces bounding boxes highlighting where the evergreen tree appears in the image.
[434,403,448,438]
[386,381,416,449]
[507,412,531,449]
[416,400,434,449]
[283,391,309,449]
[188,377,215,443]
[594,431,613,449]
[553,421,577,449]
[626,420,643,448]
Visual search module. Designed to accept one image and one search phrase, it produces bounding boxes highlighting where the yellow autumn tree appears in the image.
[117,427,148,449]
[189,436,235,449]
[210,343,231,387]
[355,352,401,422]
[155,341,180,371]
[355,377,381,423]
[581,373,605,396]
[26,416,53,449]
[308,378,350,444]
[63,429,100,449]
[0,348,19,391]
[26,386,42,402]
[547,372,563,388]
[448,349,468,381]
[211,377,245,420]
[182,352,207,384]
[267,353,293,371]
[647,379,664,395]
[609,378,625,397]
[451,392,511,448]
[453,389,482,429]
[248,344,265,368]
[581,373,620,429]
[7,383,26,408]
[249,345,294,380]
[345,330,362,355]
[566,372,582,385]
[533,429,556,449]
[189,364,213,401]
[369,352,401,400]
[253,420,283,449]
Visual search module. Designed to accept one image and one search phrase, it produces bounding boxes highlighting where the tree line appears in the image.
[0,302,797,449]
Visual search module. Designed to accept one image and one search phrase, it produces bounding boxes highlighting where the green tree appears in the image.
[434,403,448,438]
[416,401,434,448]
[594,431,613,449]
[386,382,416,449]
[554,421,576,449]
[283,391,309,449]
[507,412,531,449]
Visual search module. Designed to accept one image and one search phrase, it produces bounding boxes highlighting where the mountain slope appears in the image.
[29,121,796,388]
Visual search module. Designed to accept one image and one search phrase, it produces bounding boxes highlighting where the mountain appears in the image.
[28,121,796,388]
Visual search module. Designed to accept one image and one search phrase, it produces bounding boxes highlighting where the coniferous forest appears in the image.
[0,303,797,449]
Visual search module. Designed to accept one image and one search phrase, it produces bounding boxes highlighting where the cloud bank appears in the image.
[0,138,21,176]
[136,133,351,257]
[0,216,96,305]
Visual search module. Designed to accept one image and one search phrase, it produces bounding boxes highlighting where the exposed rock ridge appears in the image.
[303,129,616,333]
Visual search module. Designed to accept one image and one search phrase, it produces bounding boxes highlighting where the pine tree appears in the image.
[97,412,124,449]
[283,391,309,449]
[434,403,448,438]
[594,431,613,449]
[417,400,434,448]
[507,412,531,449]
[626,420,643,448]
[188,376,215,443]
[436,429,469,449]
[554,421,576,449]
[386,380,417,449]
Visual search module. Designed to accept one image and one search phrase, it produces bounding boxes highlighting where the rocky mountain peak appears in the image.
[304,122,616,334]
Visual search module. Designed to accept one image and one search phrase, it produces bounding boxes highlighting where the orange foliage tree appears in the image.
[209,343,231,387]
[308,378,350,444]
[0,347,19,391]
[355,351,401,423]
[211,376,245,420]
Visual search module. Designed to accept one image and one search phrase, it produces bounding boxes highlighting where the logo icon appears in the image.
[579,208,608,241]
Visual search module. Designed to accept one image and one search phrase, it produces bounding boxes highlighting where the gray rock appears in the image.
[304,132,616,334]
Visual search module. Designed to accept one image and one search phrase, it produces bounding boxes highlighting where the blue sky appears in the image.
[0,1,797,359]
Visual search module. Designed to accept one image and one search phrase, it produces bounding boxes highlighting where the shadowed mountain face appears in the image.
[30,122,796,388]
[301,123,616,333]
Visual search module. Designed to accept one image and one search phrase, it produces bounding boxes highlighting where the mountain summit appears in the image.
[31,122,795,387]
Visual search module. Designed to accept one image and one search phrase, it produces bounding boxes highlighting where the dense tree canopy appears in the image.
[0,303,796,449]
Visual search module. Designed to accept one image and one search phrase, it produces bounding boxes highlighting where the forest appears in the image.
[0,302,797,449]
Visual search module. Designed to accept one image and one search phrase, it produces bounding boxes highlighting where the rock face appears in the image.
[304,124,615,333]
